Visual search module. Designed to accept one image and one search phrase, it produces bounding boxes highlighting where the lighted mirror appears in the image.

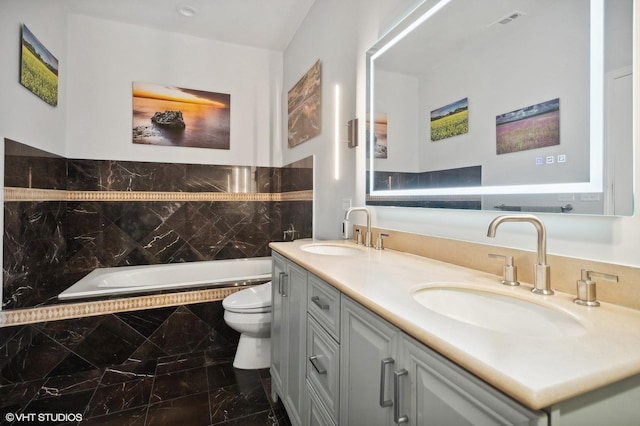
[366,0,633,215]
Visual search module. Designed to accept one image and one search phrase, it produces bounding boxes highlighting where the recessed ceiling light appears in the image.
[177,4,197,17]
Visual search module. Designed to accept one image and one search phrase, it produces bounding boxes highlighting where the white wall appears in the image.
[66,14,281,166]
[284,0,640,268]
[373,70,420,173]
[281,0,362,239]
[0,0,68,157]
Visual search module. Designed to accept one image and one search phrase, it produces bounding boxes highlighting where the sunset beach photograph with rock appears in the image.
[132,82,231,149]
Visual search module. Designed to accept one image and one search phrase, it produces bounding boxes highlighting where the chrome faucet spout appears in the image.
[487,214,553,295]
[345,207,372,247]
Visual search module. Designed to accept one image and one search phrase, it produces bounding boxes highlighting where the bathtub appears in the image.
[58,257,272,300]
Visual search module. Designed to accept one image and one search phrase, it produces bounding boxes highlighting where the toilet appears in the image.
[222,281,272,369]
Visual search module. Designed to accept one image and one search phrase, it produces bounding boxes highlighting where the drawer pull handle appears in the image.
[394,369,409,424]
[278,272,288,297]
[311,296,330,310]
[309,355,327,375]
[379,357,394,407]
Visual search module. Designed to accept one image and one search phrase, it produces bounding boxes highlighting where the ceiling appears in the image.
[60,0,317,51]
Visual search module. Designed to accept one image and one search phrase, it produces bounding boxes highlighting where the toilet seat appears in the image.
[223,281,272,313]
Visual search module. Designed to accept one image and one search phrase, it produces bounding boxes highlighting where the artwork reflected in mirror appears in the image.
[366,0,633,215]
[495,98,560,155]
[431,97,468,142]
[374,113,388,158]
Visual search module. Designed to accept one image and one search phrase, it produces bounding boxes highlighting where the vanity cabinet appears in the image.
[271,252,308,426]
[271,251,640,426]
[340,296,547,426]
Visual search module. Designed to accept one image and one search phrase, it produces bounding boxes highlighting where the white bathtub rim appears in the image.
[58,257,272,300]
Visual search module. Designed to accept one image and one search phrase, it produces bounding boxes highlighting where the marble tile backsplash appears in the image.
[3,139,313,310]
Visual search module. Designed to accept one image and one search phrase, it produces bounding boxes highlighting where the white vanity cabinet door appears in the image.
[271,252,308,426]
[340,296,400,426]
[401,335,547,426]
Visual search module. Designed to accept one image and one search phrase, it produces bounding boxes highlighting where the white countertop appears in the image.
[270,239,640,410]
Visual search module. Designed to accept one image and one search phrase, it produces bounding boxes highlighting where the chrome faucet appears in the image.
[486,214,553,295]
[283,223,298,241]
[345,207,372,247]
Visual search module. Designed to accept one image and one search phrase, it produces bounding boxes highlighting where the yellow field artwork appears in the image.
[20,25,59,107]
[431,110,469,142]
[21,46,58,106]
[430,97,469,142]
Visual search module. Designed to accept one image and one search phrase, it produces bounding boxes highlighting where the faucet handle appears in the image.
[375,233,389,250]
[574,269,619,307]
[355,228,363,245]
[488,253,520,286]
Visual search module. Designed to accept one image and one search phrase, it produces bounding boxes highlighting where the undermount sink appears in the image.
[301,243,362,256]
[412,285,585,338]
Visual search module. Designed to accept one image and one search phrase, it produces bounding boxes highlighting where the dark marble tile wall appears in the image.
[4,139,313,309]
[279,156,314,193]
[366,166,482,209]
[368,165,482,191]
[0,301,291,425]
[3,140,70,309]
[65,200,282,272]
[4,139,67,190]
[3,201,76,309]
[67,160,287,193]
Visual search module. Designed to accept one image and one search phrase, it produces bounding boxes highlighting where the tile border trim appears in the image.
[0,287,243,327]
[4,187,313,202]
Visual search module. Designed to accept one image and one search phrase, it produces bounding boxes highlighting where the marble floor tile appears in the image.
[149,366,208,404]
[84,377,153,418]
[0,305,290,425]
[3,365,291,426]
[209,382,271,424]
[145,392,211,426]
[79,406,147,426]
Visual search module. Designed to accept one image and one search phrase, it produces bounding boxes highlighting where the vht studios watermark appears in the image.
[4,412,83,423]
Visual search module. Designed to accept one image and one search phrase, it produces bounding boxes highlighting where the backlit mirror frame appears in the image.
[366,0,610,201]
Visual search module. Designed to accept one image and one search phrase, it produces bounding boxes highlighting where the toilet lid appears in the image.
[223,281,272,312]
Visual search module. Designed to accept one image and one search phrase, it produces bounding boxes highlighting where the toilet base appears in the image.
[233,335,271,369]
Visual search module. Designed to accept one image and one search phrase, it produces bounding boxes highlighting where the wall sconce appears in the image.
[347,118,358,148]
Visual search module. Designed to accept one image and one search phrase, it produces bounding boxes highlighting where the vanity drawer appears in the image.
[306,382,337,426]
[307,315,340,422]
[308,274,341,341]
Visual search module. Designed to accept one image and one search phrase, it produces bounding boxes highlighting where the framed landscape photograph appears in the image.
[20,24,58,106]
[430,97,468,142]
[132,82,231,149]
[288,60,322,148]
[496,98,560,155]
